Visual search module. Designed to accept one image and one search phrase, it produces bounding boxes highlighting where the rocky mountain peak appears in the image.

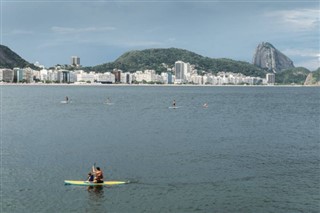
[252,42,294,73]
[0,44,37,69]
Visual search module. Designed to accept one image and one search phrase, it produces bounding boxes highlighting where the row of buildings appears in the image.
[0,60,276,85]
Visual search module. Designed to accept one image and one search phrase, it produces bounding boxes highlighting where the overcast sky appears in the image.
[1,0,319,70]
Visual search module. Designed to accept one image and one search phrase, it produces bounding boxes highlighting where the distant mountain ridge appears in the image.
[88,48,267,77]
[0,45,37,69]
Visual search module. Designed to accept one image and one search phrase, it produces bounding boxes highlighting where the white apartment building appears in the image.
[47,70,58,82]
[201,72,264,85]
[33,70,41,81]
[174,61,192,84]
[96,72,115,83]
[76,71,95,83]
[133,70,157,82]
[189,74,203,84]
[120,72,132,84]
[161,72,169,84]
[40,69,48,81]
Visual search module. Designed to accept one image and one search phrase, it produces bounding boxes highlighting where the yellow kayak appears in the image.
[64,180,128,186]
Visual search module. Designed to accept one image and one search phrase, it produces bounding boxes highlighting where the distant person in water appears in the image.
[65,96,69,102]
[172,100,176,107]
[92,165,104,183]
[86,172,94,182]
[203,103,208,108]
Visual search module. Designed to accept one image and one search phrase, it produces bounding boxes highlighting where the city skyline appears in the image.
[1,0,319,70]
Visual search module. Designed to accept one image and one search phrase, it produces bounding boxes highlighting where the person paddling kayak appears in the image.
[92,165,104,183]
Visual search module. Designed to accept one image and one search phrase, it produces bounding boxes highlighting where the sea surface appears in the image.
[1,85,319,213]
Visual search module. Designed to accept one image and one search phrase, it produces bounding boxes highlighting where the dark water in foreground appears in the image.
[1,85,319,213]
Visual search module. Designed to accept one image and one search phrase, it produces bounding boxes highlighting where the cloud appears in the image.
[166,38,176,42]
[283,48,320,58]
[283,48,320,70]
[265,8,320,31]
[51,26,116,34]
[37,36,165,50]
[295,59,320,71]
[6,30,34,35]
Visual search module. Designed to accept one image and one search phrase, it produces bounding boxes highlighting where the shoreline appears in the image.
[0,82,319,87]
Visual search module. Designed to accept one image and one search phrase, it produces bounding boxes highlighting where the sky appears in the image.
[1,0,319,70]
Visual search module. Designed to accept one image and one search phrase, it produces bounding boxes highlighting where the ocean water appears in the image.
[1,85,319,213]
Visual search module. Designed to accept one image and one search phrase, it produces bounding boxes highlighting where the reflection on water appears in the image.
[86,186,106,212]
[87,185,104,199]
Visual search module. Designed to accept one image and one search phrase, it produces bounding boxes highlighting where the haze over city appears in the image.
[1,0,319,70]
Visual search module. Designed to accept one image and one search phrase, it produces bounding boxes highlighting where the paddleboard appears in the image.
[168,106,180,109]
[61,101,72,104]
[104,102,114,105]
[64,180,128,186]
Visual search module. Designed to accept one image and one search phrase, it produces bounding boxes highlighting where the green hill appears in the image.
[304,68,320,85]
[312,68,320,81]
[275,67,310,85]
[0,45,37,69]
[88,48,267,77]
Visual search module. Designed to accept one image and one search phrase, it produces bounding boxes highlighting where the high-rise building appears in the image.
[0,69,14,82]
[71,56,80,67]
[112,69,122,83]
[167,71,173,84]
[266,73,275,85]
[175,61,185,83]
